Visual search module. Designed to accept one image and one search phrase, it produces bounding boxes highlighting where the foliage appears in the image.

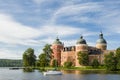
[91,59,99,68]
[23,67,34,72]
[23,48,36,67]
[77,51,89,66]
[64,61,73,68]
[104,52,117,71]
[38,53,48,67]
[0,59,22,67]
[43,44,52,62]
[38,44,52,67]
[52,59,58,67]
[116,47,120,69]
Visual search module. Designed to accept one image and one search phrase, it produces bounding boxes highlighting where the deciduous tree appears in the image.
[116,47,120,69]
[91,59,99,68]
[104,52,117,71]
[23,48,36,67]
[38,44,52,67]
[77,51,89,66]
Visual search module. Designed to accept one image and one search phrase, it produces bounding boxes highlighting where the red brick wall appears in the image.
[61,51,75,66]
[51,44,63,66]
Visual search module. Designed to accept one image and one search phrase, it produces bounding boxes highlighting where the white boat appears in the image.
[43,70,62,76]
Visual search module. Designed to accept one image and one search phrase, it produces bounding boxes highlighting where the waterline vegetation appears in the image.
[22,44,120,72]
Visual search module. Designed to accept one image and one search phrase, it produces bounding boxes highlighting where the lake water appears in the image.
[0,68,120,80]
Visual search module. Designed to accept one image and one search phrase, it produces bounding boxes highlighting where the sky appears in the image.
[0,0,120,59]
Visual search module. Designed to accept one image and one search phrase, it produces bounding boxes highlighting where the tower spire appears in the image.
[99,31,103,39]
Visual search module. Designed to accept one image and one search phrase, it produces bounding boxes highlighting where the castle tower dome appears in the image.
[76,36,87,44]
[53,37,62,45]
[51,37,63,66]
[76,36,88,52]
[96,32,107,50]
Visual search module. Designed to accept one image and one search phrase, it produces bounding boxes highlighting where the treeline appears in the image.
[77,47,120,71]
[23,44,52,67]
[22,43,120,71]
[0,59,22,67]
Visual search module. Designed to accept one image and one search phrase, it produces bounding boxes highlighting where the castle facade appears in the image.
[51,32,114,67]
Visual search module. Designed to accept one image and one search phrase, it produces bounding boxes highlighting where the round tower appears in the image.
[76,36,88,52]
[96,32,107,50]
[51,37,63,66]
[75,36,88,67]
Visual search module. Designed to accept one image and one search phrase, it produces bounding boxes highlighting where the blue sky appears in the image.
[0,0,120,59]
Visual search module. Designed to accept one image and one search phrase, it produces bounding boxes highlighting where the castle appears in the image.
[51,32,114,67]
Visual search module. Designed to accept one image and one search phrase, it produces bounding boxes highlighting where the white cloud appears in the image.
[50,1,120,35]
[40,25,84,36]
[0,13,44,46]
[0,14,41,39]
[0,13,95,46]
[33,0,44,4]
[51,2,101,22]
[0,0,120,59]
[0,48,22,59]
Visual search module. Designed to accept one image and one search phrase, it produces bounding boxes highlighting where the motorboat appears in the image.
[43,70,62,76]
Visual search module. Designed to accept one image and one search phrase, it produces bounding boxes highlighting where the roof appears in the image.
[53,37,62,45]
[97,32,107,44]
[76,36,87,44]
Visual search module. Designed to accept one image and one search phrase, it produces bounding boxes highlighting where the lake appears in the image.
[0,68,120,80]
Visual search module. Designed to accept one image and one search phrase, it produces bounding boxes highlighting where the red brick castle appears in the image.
[51,32,114,67]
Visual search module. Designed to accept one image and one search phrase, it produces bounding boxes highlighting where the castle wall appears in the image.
[89,54,102,64]
[61,51,76,66]
[51,44,63,66]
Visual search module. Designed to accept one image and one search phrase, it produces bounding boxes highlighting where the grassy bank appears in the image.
[23,66,120,74]
[35,66,106,71]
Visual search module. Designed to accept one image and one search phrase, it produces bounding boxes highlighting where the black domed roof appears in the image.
[53,37,62,45]
[97,32,107,44]
[76,36,87,44]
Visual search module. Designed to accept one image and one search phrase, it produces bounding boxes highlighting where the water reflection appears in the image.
[0,68,120,80]
[62,70,120,74]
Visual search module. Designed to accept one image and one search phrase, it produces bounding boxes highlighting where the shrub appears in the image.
[64,61,72,68]
[91,59,99,68]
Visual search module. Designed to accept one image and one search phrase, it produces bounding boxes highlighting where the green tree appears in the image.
[23,48,36,67]
[38,44,52,67]
[38,53,48,67]
[43,44,52,61]
[52,59,58,67]
[91,59,99,68]
[104,52,117,71]
[64,61,72,68]
[77,51,89,66]
[116,47,120,69]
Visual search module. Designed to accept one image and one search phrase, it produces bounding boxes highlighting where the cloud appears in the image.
[33,0,45,4]
[50,1,120,35]
[0,0,120,59]
[0,13,95,46]
[0,48,22,59]
[51,2,101,22]
[0,13,43,46]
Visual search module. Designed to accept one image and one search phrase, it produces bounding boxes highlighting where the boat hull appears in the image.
[43,71,62,76]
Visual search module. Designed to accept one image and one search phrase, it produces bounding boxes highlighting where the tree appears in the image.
[38,44,52,67]
[52,59,58,67]
[91,59,99,68]
[43,44,52,62]
[104,52,117,71]
[23,48,36,67]
[38,53,48,67]
[116,47,120,69]
[64,61,72,68]
[77,51,89,66]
